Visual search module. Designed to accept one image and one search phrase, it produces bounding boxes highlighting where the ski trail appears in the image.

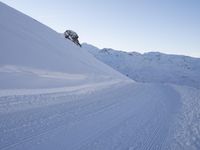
[0,79,126,113]
[77,84,181,150]
[0,80,127,150]
[0,79,125,97]
[0,83,180,150]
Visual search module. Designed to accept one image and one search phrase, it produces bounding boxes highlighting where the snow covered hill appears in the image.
[0,2,128,89]
[0,2,200,150]
[83,43,200,88]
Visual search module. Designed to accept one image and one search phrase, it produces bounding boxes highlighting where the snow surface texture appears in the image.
[0,2,200,150]
[0,82,180,150]
[83,43,200,89]
[168,85,200,150]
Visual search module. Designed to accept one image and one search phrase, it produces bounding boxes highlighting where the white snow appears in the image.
[168,85,200,150]
[0,83,180,150]
[83,43,200,88]
[0,2,200,150]
[0,2,128,89]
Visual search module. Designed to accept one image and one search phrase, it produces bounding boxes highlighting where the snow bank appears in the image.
[169,85,200,150]
[0,2,129,89]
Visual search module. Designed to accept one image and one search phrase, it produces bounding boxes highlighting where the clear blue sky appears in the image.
[1,0,200,57]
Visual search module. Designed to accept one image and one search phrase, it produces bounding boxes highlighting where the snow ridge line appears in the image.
[0,79,128,97]
[0,80,130,113]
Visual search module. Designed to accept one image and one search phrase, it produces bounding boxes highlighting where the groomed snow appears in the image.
[0,2,128,89]
[0,82,180,150]
[0,2,200,150]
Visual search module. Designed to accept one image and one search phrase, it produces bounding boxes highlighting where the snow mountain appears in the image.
[0,2,200,150]
[83,43,200,88]
[0,2,128,89]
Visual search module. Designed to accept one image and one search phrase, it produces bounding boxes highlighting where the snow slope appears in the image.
[0,2,128,89]
[168,85,200,150]
[82,44,200,150]
[83,43,200,88]
[0,82,181,150]
[0,2,200,150]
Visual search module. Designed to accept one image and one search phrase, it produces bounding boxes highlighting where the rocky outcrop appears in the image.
[64,30,81,47]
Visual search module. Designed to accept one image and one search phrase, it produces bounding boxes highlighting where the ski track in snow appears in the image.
[0,79,126,114]
[0,82,181,150]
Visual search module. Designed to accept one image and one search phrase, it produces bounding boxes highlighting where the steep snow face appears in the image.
[0,2,128,89]
[83,43,200,88]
